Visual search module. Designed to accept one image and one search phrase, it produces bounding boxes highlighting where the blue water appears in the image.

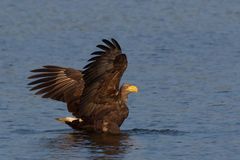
[1,0,240,159]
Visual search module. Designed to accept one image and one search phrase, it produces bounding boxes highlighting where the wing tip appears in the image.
[111,38,121,51]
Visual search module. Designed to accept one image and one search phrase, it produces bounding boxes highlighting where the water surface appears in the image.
[1,0,240,159]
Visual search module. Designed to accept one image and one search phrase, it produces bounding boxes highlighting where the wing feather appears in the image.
[28,38,127,119]
[75,38,127,117]
[28,66,85,113]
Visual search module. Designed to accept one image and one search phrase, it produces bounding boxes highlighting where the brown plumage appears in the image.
[28,38,138,134]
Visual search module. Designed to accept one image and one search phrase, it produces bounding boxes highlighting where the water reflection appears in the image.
[43,128,187,159]
[45,131,132,160]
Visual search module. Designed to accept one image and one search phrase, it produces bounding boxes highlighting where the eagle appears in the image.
[28,38,138,134]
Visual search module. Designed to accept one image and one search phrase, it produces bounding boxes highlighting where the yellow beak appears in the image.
[127,85,139,93]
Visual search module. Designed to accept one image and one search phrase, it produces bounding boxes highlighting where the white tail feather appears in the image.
[56,117,83,123]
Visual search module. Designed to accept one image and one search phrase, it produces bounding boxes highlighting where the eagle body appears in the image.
[28,38,138,134]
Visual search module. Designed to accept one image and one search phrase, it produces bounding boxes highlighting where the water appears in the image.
[1,0,240,159]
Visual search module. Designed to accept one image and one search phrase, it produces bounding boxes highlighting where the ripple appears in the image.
[41,128,188,136]
[0,136,10,140]
[125,128,188,136]
[42,129,73,134]
[216,90,231,93]
[13,129,38,135]
[26,128,189,136]
[210,103,226,107]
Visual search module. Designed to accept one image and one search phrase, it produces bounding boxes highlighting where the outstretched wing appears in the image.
[75,38,127,117]
[28,65,85,113]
